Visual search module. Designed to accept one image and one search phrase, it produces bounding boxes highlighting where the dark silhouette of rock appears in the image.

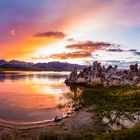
[54,116,62,122]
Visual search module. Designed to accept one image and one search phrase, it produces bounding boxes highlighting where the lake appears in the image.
[0,71,71,122]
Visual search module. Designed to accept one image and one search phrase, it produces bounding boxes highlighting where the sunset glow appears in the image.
[0,0,140,66]
[0,1,140,138]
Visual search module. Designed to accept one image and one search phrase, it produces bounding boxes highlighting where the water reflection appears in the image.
[1,71,139,128]
[0,71,71,122]
[0,71,68,82]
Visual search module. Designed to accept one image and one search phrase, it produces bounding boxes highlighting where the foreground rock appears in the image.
[65,61,140,87]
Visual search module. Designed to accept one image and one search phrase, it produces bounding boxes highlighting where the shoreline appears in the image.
[0,109,99,139]
[0,112,74,130]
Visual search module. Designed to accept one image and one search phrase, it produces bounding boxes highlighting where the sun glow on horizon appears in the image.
[0,0,140,66]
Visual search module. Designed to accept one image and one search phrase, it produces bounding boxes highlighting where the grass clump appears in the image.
[40,132,78,140]
[39,123,140,140]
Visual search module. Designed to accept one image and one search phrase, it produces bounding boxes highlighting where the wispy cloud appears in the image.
[66,41,112,52]
[128,49,140,56]
[33,31,66,39]
[134,51,140,56]
[106,48,124,52]
[49,51,92,59]
[128,49,137,52]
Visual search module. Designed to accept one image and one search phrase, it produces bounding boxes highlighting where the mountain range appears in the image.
[0,60,87,71]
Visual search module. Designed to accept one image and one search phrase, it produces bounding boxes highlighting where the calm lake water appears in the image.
[0,71,71,122]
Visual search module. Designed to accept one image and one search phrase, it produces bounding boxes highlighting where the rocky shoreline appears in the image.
[65,61,140,87]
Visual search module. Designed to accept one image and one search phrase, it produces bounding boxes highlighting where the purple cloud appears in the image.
[33,31,66,39]
[66,41,112,52]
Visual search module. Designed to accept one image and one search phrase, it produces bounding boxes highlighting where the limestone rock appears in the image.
[75,78,85,84]
[136,83,140,87]
[90,77,102,86]
[65,61,140,87]
[108,80,120,87]
[133,76,140,84]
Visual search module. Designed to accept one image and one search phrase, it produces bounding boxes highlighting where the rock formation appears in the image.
[65,61,140,87]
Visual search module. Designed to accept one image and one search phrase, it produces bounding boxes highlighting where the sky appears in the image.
[0,0,140,67]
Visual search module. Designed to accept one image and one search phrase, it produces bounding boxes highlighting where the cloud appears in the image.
[127,49,140,56]
[134,51,140,56]
[106,48,124,52]
[33,31,66,39]
[66,41,112,52]
[49,51,92,59]
[66,38,78,42]
[106,60,121,63]
[128,49,137,52]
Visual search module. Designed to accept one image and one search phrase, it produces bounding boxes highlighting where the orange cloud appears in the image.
[49,51,92,59]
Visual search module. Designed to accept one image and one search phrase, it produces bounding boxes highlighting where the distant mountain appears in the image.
[32,61,87,71]
[0,60,87,71]
[9,60,34,68]
[0,60,7,66]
